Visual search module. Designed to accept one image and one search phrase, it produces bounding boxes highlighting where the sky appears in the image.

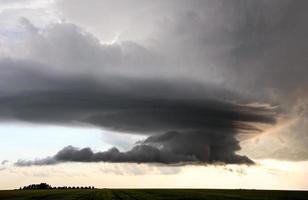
[0,0,308,190]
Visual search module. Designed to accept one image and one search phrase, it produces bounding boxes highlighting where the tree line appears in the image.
[20,183,95,190]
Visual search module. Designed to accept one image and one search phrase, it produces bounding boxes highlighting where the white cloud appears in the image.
[0,0,54,12]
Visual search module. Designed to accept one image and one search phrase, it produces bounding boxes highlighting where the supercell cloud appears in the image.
[0,0,307,165]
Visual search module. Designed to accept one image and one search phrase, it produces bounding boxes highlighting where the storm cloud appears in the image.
[5,61,276,165]
[16,128,256,166]
[1,0,308,164]
[14,97,275,166]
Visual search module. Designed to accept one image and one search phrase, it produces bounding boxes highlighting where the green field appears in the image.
[0,189,308,200]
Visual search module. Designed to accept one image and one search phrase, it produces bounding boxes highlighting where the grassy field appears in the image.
[0,189,307,200]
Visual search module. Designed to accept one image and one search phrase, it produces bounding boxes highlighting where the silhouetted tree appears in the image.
[20,183,96,190]
[21,183,52,190]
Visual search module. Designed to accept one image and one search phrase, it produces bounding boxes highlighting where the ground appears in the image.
[0,189,308,200]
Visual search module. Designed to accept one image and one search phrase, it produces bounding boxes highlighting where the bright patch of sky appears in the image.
[0,123,144,163]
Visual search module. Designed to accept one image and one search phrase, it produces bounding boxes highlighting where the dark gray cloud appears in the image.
[3,60,276,165]
[1,0,308,164]
[15,144,197,166]
[16,128,255,166]
[0,59,276,134]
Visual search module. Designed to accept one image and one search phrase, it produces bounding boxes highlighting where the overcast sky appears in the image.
[0,0,308,189]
